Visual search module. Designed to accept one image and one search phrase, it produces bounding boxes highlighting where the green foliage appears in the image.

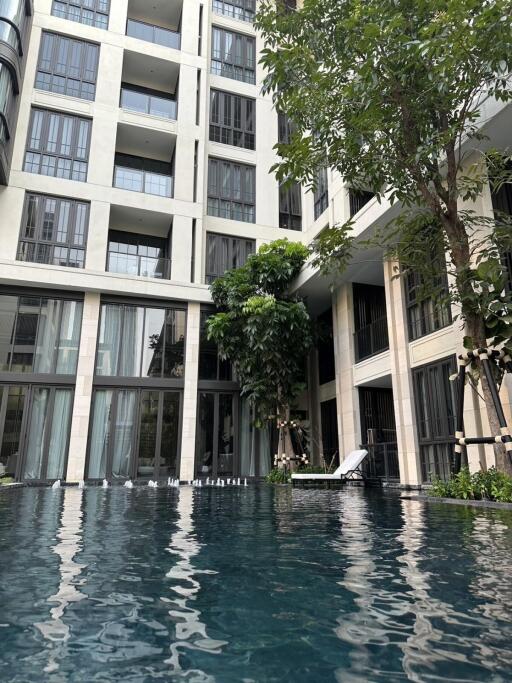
[430,467,512,503]
[265,468,291,484]
[0,476,14,485]
[207,239,313,422]
[256,0,512,358]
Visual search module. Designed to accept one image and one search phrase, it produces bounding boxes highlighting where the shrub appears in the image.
[265,468,290,484]
[430,467,512,503]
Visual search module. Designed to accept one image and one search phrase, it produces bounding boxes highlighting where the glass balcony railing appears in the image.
[120,87,177,120]
[107,251,171,279]
[114,165,173,198]
[126,18,181,50]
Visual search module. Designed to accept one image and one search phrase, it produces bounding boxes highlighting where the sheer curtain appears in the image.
[112,390,136,479]
[87,390,112,478]
[56,300,83,374]
[97,305,121,375]
[119,306,143,376]
[23,388,50,479]
[34,299,61,373]
[47,389,72,479]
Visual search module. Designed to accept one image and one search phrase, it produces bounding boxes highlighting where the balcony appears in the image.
[106,223,172,280]
[354,316,389,362]
[126,18,180,50]
[121,84,177,120]
[114,154,173,198]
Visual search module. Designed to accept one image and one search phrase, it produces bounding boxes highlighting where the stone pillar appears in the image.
[66,292,101,482]
[384,259,421,486]
[307,349,322,465]
[332,285,360,457]
[179,302,201,480]
[171,215,194,283]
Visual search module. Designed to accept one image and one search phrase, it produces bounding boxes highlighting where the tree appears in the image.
[256,0,512,473]
[207,239,313,465]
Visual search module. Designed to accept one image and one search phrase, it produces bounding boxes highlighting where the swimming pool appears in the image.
[1,485,511,682]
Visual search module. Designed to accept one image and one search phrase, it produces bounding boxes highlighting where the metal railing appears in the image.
[126,18,181,50]
[354,316,389,362]
[361,442,400,482]
[349,189,375,217]
[120,87,177,120]
[107,251,171,279]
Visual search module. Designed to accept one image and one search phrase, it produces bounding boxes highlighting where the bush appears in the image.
[430,467,512,503]
[265,468,290,484]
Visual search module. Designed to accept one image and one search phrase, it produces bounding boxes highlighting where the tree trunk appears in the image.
[463,313,512,475]
[276,406,297,471]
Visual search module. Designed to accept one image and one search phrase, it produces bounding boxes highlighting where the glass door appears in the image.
[0,384,73,481]
[195,392,237,479]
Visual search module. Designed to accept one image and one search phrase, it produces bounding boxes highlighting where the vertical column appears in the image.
[383,259,421,486]
[332,285,360,458]
[171,215,194,283]
[307,349,322,465]
[180,302,201,480]
[66,292,101,482]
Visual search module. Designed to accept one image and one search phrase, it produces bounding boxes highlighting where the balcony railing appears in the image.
[114,165,173,197]
[361,442,400,481]
[349,188,375,217]
[107,251,171,279]
[121,87,177,120]
[126,18,181,50]
[354,315,389,362]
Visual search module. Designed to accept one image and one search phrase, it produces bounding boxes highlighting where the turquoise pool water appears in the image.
[1,486,512,682]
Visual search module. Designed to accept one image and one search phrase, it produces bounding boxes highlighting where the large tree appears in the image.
[207,239,313,464]
[256,0,512,472]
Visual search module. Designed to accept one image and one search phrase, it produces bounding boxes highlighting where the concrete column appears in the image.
[179,302,201,480]
[332,285,360,458]
[307,349,322,465]
[66,292,100,482]
[171,214,193,283]
[384,259,421,486]
[85,201,109,271]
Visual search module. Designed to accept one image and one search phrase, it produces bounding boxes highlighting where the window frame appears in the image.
[209,89,255,150]
[24,107,92,182]
[212,0,255,23]
[313,167,328,220]
[35,31,100,101]
[279,182,302,231]
[205,231,255,284]
[17,192,89,269]
[207,157,256,224]
[51,0,110,30]
[211,26,256,85]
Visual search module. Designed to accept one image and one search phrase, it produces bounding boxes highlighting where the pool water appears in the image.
[1,486,512,682]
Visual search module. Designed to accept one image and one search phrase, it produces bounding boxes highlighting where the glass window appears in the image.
[24,108,91,181]
[279,182,302,231]
[207,158,255,223]
[95,303,186,379]
[205,232,255,283]
[199,310,232,380]
[313,167,328,220]
[113,153,173,198]
[0,293,82,374]
[51,0,109,29]
[17,192,89,268]
[212,0,255,22]
[209,89,255,150]
[211,27,255,84]
[36,32,99,101]
[404,256,451,342]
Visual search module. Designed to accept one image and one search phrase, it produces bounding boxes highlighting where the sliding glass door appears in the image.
[196,392,238,478]
[0,384,73,481]
[87,388,181,480]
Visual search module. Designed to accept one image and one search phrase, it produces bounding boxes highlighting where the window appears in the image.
[126,18,181,50]
[0,293,83,374]
[212,0,255,23]
[278,112,295,145]
[491,167,512,291]
[211,27,255,85]
[413,356,457,482]
[95,303,186,379]
[199,310,232,380]
[205,232,255,283]
[52,0,110,29]
[120,83,177,120]
[24,108,91,181]
[279,182,302,230]
[107,231,171,279]
[313,167,329,220]
[114,153,173,197]
[207,157,255,223]
[36,32,99,101]
[0,0,29,54]
[17,193,88,268]
[317,308,335,385]
[210,89,255,150]
[349,188,374,217]
[405,267,451,341]
[0,62,14,144]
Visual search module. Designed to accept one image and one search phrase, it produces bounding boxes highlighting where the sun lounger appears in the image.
[291,449,368,486]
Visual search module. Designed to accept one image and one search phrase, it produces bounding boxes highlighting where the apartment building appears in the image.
[0,0,510,487]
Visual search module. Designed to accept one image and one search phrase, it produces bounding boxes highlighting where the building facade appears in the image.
[0,0,510,487]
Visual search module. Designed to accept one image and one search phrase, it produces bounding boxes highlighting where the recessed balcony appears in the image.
[121,51,179,123]
[126,0,182,50]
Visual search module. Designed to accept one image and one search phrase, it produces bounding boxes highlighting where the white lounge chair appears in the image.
[291,449,368,486]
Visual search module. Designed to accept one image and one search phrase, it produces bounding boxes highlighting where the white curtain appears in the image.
[119,306,143,376]
[112,390,136,479]
[47,389,72,479]
[88,390,112,478]
[97,305,121,375]
[34,299,61,373]
[23,388,49,479]
[56,301,83,374]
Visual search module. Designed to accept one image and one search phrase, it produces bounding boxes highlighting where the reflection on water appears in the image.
[1,486,512,682]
